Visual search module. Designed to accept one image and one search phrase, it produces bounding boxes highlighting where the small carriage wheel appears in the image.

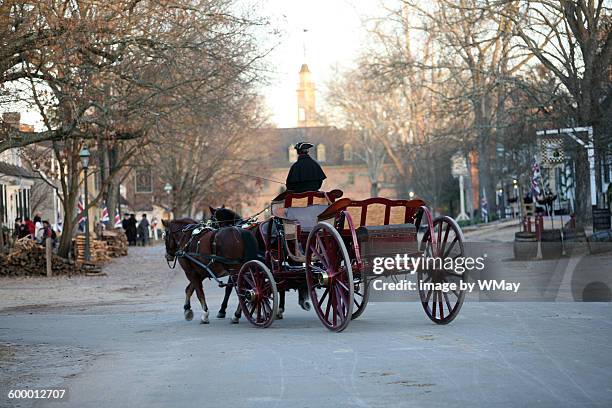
[351,267,369,320]
[305,222,354,332]
[418,216,466,325]
[236,260,278,328]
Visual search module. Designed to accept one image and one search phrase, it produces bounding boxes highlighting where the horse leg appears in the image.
[184,282,195,321]
[194,281,209,324]
[277,289,285,319]
[217,284,232,319]
[298,285,311,311]
[231,300,242,324]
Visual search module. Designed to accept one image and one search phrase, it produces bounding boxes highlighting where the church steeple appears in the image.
[297,63,316,127]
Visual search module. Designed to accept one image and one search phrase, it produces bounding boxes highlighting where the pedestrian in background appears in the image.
[33,215,44,243]
[24,217,35,238]
[126,214,138,246]
[137,214,150,246]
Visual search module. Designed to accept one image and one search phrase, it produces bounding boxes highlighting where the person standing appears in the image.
[24,217,35,238]
[126,214,138,246]
[137,214,150,246]
[33,215,44,243]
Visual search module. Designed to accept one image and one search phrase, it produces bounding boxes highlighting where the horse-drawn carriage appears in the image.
[164,190,467,332]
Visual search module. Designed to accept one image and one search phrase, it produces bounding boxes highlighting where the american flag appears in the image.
[114,209,122,228]
[101,203,110,222]
[77,196,86,232]
[531,161,541,196]
[481,188,488,222]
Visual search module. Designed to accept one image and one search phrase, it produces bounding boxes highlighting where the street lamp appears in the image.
[79,146,91,262]
[164,183,173,218]
[408,191,415,199]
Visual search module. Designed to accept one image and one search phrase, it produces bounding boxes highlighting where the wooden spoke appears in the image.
[418,215,466,325]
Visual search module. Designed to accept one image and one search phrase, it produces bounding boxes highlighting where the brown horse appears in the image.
[162,217,257,324]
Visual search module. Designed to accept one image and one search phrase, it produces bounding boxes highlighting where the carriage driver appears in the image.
[286,142,327,193]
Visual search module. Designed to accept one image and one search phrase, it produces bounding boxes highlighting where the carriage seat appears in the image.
[317,197,426,231]
[270,190,344,234]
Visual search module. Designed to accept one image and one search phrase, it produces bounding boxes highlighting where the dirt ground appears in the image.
[0,244,177,313]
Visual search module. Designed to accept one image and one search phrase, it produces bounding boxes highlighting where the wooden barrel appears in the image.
[514,231,537,260]
[541,229,563,259]
[592,208,611,231]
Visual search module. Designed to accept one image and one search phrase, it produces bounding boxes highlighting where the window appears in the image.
[288,146,297,162]
[347,172,355,185]
[317,144,326,162]
[298,107,306,122]
[135,168,153,193]
[343,144,353,161]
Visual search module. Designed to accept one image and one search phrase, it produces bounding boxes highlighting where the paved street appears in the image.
[1,243,612,408]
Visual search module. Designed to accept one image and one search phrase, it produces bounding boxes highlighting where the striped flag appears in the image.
[114,209,122,228]
[531,161,541,196]
[481,188,489,223]
[101,203,110,222]
[77,196,86,232]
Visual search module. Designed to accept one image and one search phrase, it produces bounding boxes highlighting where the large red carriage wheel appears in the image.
[305,222,354,332]
[236,260,278,328]
[351,269,369,320]
[418,216,466,324]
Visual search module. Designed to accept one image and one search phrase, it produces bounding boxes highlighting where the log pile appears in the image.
[0,238,85,276]
[74,235,111,265]
[99,230,128,257]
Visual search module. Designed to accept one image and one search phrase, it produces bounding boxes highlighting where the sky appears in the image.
[11,1,386,129]
[256,0,384,128]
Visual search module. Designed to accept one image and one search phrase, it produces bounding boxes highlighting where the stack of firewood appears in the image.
[0,238,84,276]
[74,235,111,265]
[99,230,128,257]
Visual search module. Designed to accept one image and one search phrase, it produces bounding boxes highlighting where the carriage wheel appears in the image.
[418,216,466,325]
[305,222,354,332]
[236,260,278,328]
[351,269,369,320]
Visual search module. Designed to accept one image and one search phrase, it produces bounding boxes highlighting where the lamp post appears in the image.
[79,146,91,262]
[164,183,172,218]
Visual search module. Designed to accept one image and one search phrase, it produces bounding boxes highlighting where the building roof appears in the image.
[299,64,310,74]
[0,161,36,179]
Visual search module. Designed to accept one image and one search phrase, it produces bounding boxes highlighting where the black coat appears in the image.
[286,153,326,193]
[124,218,137,242]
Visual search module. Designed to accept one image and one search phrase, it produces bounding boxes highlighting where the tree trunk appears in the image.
[574,147,592,227]
[370,181,379,197]
[57,199,76,258]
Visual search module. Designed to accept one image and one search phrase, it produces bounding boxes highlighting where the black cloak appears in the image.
[286,153,326,193]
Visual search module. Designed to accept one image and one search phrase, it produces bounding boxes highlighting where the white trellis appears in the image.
[536,127,596,206]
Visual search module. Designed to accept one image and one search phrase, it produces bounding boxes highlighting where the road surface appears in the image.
[1,245,611,408]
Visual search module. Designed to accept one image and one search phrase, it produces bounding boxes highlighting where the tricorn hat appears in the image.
[294,142,314,151]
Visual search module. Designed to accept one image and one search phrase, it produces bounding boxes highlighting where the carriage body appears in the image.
[237,190,467,331]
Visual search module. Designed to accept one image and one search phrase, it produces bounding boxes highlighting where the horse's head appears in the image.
[161,219,179,261]
[209,206,242,227]
[162,218,195,262]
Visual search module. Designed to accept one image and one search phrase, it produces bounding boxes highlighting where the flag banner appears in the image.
[77,196,86,232]
[114,209,122,228]
[532,161,541,196]
[101,203,110,222]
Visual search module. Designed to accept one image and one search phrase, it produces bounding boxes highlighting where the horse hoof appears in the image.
[184,309,194,321]
[276,312,283,320]
[200,319,210,324]
[217,312,226,319]
[231,316,240,324]
[300,301,311,311]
